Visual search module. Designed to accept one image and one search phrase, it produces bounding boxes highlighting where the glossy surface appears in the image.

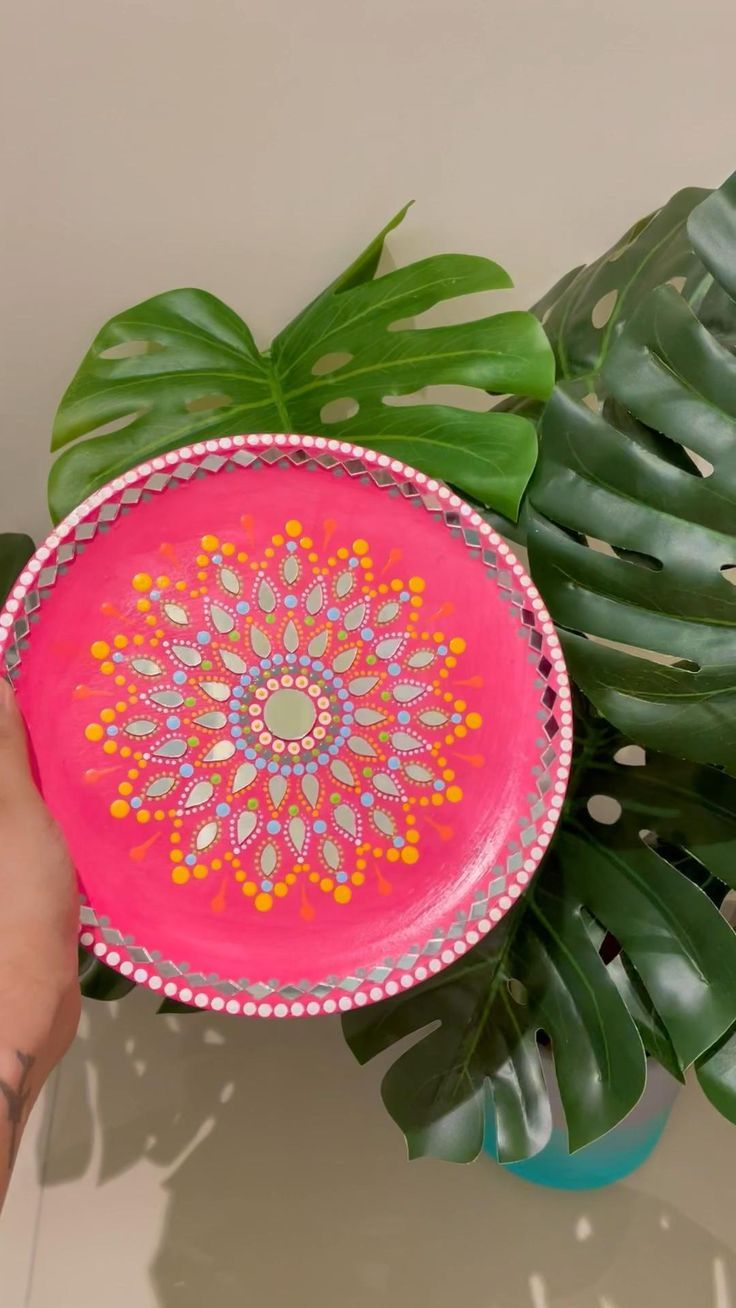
[0,436,570,1015]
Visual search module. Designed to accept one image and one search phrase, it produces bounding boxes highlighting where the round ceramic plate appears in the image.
[0,436,572,1017]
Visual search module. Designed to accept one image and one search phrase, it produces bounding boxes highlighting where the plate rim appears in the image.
[0,433,573,1018]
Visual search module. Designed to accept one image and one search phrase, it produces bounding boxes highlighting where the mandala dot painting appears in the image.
[0,436,572,1016]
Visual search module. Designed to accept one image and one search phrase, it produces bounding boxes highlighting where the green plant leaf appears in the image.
[0,533,34,607]
[488,185,712,546]
[528,172,736,771]
[538,185,711,389]
[49,208,553,524]
[607,955,685,1084]
[697,1022,736,1123]
[78,945,136,1001]
[343,699,736,1163]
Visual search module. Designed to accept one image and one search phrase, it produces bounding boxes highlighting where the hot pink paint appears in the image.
[0,436,571,1016]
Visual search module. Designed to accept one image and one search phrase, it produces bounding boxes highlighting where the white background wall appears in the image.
[1,1,735,1304]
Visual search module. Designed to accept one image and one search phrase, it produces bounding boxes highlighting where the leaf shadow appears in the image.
[35,988,736,1307]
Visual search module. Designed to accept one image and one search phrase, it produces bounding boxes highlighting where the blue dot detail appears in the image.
[185,854,197,866]
[267,820,281,835]
[397,710,410,725]
[327,607,340,621]
[179,763,194,778]
[112,652,123,663]
[261,879,274,892]
[236,601,249,615]
[388,757,400,770]
[267,761,278,774]
[106,725,118,736]
[166,715,181,730]
[336,871,349,883]
[286,541,297,552]
[360,792,373,807]
[196,631,211,645]
[388,662,401,676]
[284,595,297,609]
[361,628,374,641]
[314,820,327,834]
[438,645,448,656]
[215,802,230,817]
[433,779,445,791]
[173,671,187,685]
[131,797,142,809]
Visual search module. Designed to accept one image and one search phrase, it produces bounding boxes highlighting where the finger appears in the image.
[0,679,39,807]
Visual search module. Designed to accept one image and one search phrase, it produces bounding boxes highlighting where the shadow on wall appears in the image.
[40,988,735,1308]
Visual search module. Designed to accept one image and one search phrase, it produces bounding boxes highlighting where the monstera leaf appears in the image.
[343,699,736,1164]
[527,172,736,771]
[48,207,553,524]
[536,184,711,389]
[0,532,34,607]
[698,1022,736,1124]
[485,184,712,546]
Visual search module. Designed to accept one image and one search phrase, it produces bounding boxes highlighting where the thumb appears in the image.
[0,679,39,808]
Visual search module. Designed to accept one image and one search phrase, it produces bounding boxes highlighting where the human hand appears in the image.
[0,678,80,1206]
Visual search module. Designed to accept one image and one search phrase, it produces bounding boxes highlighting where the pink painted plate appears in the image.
[0,436,572,1016]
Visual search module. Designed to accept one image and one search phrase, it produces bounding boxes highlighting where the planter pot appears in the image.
[483,1059,680,1191]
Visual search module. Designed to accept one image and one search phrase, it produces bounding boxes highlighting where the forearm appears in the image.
[0,680,81,1212]
[0,1047,37,1207]
[0,982,79,1210]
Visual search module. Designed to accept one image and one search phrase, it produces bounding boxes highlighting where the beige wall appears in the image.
[2,0,734,541]
[2,5,736,1305]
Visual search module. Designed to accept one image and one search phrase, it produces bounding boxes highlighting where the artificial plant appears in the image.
[343,170,736,1159]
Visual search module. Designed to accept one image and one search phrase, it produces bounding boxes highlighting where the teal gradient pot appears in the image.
[484,1060,680,1191]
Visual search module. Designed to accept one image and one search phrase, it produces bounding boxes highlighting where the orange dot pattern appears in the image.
[82,522,481,916]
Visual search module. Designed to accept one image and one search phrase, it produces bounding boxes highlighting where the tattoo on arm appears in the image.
[0,1051,35,1169]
